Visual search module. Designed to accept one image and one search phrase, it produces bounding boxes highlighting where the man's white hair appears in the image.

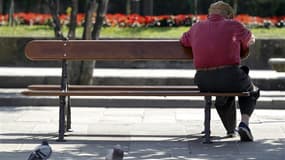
[208,1,234,19]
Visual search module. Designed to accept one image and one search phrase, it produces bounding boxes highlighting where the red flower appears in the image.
[0,12,284,28]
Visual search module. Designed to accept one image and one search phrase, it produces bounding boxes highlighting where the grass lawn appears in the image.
[0,25,285,39]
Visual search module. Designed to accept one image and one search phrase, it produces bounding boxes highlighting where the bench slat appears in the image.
[28,85,199,91]
[22,90,250,97]
[25,40,193,60]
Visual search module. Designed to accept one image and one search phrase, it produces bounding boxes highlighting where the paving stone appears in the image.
[130,123,186,136]
[87,123,132,136]
[128,141,190,160]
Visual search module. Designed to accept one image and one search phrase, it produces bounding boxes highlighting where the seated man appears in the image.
[180,1,259,141]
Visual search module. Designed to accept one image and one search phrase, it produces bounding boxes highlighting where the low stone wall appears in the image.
[0,37,61,67]
[243,39,285,70]
[0,37,284,69]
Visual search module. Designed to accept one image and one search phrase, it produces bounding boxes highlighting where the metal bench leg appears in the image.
[58,59,68,142]
[58,95,66,142]
[203,96,212,144]
[67,96,72,131]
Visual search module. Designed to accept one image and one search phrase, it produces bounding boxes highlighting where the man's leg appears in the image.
[195,66,259,141]
[215,96,236,136]
[237,84,259,141]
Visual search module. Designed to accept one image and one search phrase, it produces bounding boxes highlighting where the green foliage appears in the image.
[0,25,285,39]
[252,28,285,38]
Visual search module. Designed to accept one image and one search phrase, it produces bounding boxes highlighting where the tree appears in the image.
[74,0,98,85]
[69,0,109,85]
[67,0,78,39]
[142,0,153,15]
[92,0,109,39]
[48,0,64,39]
[126,0,131,14]
[47,0,108,133]
[66,0,81,86]
[8,0,14,26]
[194,0,198,15]
[132,0,140,14]
[0,0,3,14]
[233,0,238,14]
[126,0,140,14]
[47,0,109,85]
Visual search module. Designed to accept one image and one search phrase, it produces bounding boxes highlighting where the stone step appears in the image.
[0,88,285,109]
[0,67,285,90]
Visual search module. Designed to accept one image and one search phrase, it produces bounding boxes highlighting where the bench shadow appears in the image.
[1,132,284,159]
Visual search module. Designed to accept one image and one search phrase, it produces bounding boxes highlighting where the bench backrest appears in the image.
[25,40,193,61]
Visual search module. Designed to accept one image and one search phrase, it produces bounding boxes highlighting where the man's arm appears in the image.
[180,30,193,59]
[240,34,255,59]
[240,46,249,59]
[182,46,193,59]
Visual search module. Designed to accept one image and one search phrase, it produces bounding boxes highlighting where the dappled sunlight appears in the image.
[0,131,284,159]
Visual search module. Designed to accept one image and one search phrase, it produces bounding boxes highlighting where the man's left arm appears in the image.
[180,30,193,59]
[240,32,255,59]
[236,22,254,59]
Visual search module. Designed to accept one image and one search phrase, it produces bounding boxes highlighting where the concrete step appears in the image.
[0,67,285,108]
[1,88,285,109]
[0,67,285,90]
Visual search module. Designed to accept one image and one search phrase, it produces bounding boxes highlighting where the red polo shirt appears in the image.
[180,14,252,69]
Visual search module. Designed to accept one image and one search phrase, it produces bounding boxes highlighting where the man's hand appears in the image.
[241,34,255,59]
[247,34,255,46]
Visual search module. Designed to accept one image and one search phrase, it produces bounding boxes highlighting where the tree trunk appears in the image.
[74,0,97,85]
[67,0,81,85]
[70,0,109,85]
[131,0,140,14]
[82,0,97,40]
[48,0,65,40]
[0,0,3,14]
[233,0,238,15]
[92,0,109,40]
[48,0,109,85]
[126,0,131,14]
[74,0,109,85]
[75,0,108,84]
[68,0,78,39]
[142,0,153,16]
[194,0,198,15]
[8,0,14,26]
[126,0,140,14]
[78,0,109,85]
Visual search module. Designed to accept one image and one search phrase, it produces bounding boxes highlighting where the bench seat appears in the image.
[27,84,199,91]
[22,89,250,97]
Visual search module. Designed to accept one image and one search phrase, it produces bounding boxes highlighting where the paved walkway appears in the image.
[1,106,284,160]
[0,67,285,159]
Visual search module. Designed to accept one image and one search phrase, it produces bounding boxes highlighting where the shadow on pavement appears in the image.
[0,132,284,160]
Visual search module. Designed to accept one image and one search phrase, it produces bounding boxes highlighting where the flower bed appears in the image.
[0,12,284,28]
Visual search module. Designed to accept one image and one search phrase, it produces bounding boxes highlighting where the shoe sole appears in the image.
[238,127,253,142]
[226,134,236,138]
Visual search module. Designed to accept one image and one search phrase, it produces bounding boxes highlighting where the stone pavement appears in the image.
[0,106,285,160]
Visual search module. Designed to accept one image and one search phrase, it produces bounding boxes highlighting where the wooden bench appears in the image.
[22,40,251,143]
